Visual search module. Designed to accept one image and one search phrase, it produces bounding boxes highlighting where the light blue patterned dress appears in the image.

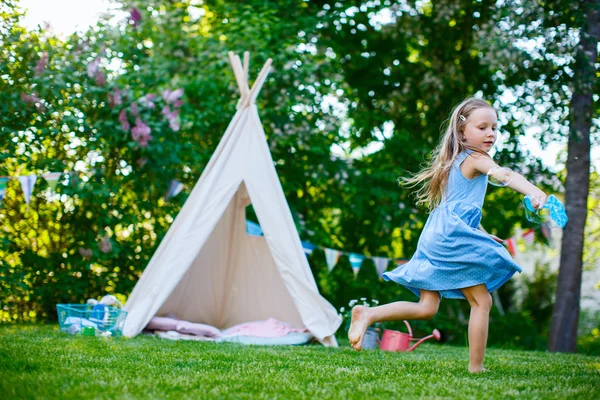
[383,150,521,299]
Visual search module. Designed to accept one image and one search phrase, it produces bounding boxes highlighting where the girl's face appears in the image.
[462,107,498,152]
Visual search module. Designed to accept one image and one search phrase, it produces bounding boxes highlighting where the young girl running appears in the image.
[348,97,547,373]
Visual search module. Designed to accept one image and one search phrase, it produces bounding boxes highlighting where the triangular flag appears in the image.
[522,228,535,245]
[396,259,409,266]
[246,220,263,236]
[348,253,365,279]
[505,237,517,256]
[164,179,184,200]
[43,172,62,192]
[69,171,80,188]
[324,248,341,272]
[372,256,389,278]
[0,177,8,207]
[18,175,37,205]
[541,223,552,241]
[302,241,316,256]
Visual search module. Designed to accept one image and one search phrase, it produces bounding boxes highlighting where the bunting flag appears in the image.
[302,241,316,256]
[246,220,263,236]
[541,222,552,241]
[0,177,8,206]
[505,237,517,256]
[522,228,535,245]
[69,171,80,187]
[372,256,390,278]
[348,253,365,279]
[396,259,409,267]
[164,179,184,200]
[324,248,342,272]
[18,175,37,205]
[43,172,62,192]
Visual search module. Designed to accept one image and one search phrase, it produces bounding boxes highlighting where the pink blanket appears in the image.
[222,318,307,338]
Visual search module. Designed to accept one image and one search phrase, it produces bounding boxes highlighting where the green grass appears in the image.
[1,325,599,399]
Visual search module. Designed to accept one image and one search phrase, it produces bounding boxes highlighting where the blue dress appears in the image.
[383,151,521,299]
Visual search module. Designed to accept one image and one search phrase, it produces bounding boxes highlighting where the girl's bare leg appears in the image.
[348,290,440,351]
[460,284,492,373]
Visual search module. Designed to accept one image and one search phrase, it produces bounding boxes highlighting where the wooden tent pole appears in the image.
[244,58,272,108]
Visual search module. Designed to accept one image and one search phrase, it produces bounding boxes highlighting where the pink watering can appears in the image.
[379,320,441,352]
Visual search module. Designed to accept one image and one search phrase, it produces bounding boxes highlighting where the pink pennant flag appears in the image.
[522,228,535,245]
[18,175,37,205]
[372,256,390,278]
[505,237,517,256]
[396,259,409,266]
[324,248,342,272]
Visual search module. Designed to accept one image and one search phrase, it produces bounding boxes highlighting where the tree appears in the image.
[549,0,599,352]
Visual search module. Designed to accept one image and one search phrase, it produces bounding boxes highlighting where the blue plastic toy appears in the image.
[523,194,568,228]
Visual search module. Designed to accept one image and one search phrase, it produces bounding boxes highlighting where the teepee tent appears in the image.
[122,52,342,345]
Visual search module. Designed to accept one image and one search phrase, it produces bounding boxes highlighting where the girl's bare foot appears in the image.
[469,366,490,373]
[348,305,371,351]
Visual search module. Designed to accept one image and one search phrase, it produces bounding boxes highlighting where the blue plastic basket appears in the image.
[56,304,128,337]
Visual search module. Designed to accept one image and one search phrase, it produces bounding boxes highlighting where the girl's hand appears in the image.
[488,234,504,244]
[529,189,548,210]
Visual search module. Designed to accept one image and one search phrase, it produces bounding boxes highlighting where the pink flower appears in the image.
[87,58,100,78]
[34,51,48,75]
[137,136,150,147]
[162,88,184,104]
[78,247,93,259]
[118,109,130,131]
[98,236,112,253]
[136,157,148,168]
[138,93,156,109]
[131,117,152,147]
[95,70,106,86]
[130,7,142,27]
[20,92,42,105]
[161,106,180,132]
[169,118,180,132]
[20,92,45,111]
[172,99,184,109]
[108,88,123,107]
[130,102,139,116]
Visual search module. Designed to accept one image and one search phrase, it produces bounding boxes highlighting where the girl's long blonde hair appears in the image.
[402,97,495,210]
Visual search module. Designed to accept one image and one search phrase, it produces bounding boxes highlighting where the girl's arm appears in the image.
[469,154,547,208]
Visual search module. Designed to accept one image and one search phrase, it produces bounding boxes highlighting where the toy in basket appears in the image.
[379,320,441,352]
[56,295,127,337]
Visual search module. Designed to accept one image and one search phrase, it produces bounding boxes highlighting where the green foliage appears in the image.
[1,0,350,321]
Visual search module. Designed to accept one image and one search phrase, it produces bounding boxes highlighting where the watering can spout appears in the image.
[407,329,441,352]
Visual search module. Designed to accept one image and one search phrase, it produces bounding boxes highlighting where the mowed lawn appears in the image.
[1,325,598,399]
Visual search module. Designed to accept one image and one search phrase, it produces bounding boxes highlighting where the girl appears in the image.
[348,97,547,373]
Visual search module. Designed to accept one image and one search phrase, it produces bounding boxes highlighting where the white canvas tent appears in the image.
[123,52,342,346]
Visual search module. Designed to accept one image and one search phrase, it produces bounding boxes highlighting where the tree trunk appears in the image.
[548,0,599,352]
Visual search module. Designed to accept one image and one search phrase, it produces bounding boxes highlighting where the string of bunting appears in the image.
[0,171,185,208]
[2,171,554,280]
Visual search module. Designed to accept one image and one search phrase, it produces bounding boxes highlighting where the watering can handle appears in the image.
[403,320,413,337]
